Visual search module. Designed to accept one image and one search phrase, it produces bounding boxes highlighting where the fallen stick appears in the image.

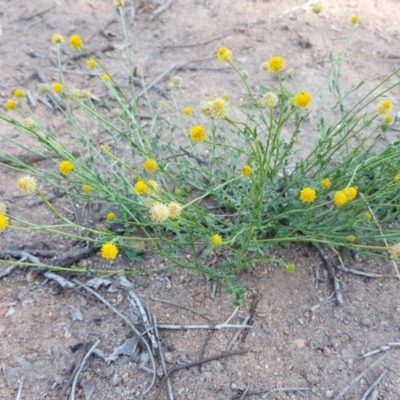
[333,354,387,400]
[357,342,400,360]
[70,340,100,400]
[238,384,250,400]
[361,370,387,400]
[225,315,251,352]
[151,0,173,19]
[15,375,25,400]
[336,263,398,279]
[318,250,343,305]
[137,64,177,98]
[153,348,249,400]
[0,265,17,279]
[161,33,231,51]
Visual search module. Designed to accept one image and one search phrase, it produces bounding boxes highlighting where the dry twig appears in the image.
[15,376,25,400]
[154,348,249,400]
[137,64,177,98]
[151,0,173,19]
[70,340,100,400]
[161,33,231,52]
[357,342,400,360]
[225,315,251,352]
[334,354,387,400]
[318,249,343,305]
[361,370,387,400]
[238,384,250,400]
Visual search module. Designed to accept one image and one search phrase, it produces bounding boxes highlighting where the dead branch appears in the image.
[0,265,17,279]
[318,249,343,305]
[238,384,250,400]
[150,296,213,321]
[357,343,400,360]
[19,5,55,21]
[15,375,25,400]
[70,340,100,400]
[154,348,249,400]
[137,64,177,98]
[0,249,58,259]
[334,354,387,400]
[161,33,231,52]
[361,370,387,400]
[225,315,251,352]
[151,0,173,19]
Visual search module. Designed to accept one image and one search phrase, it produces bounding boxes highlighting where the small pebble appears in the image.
[326,389,334,398]
[361,317,372,327]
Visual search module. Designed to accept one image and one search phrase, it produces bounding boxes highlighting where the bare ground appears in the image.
[1,1,400,399]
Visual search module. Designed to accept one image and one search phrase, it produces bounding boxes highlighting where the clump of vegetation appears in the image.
[1,4,399,304]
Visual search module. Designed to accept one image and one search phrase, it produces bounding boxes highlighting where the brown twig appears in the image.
[153,348,249,400]
[334,354,387,400]
[199,330,214,364]
[19,5,55,21]
[241,293,259,343]
[318,249,343,305]
[225,315,251,352]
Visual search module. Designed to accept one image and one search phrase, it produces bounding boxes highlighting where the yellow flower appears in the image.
[134,180,148,195]
[389,243,400,260]
[38,83,49,94]
[69,34,83,49]
[168,202,182,218]
[348,235,356,243]
[17,175,37,194]
[377,100,393,115]
[102,74,111,82]
[211,234,222,246]
[190,125,206,142]
[351,15,359,24]
[82,184,92,193]
[0,214,9,231]
[396,173,400,181]
[292,136,298,143]
[211,98,229,119]
[241,165,252,177]
[217,47,232,62]
[23,118,37,130]
[14,89,25,98]
[292,91,312,108]
[183,107,192,115]
[59,160,74,175]
[172,76,182,86]
[261,92,278,108]
[150,202,170,223]
[222,94,229,101]
[144,159,158,173]
[364,212,372,221]
[384,115,393,124]
[101,144,110,152]
[300,187,317,203]
[321,178,331,189]
[312,3,322,14]
[87,58,96,68]
[167,82,174,89]
[344,186,357,201]
[265,56,285,73]
[101,242,118,260]
[52,33,64,44]
[286,263,296,272]
[5,99,16,110]
[52,82,64,93]
[106,212,116,221]
[113,0,125,7]
[0,202,6,214]
[334,190,348,206]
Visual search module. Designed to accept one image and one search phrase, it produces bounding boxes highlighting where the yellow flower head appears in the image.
[172,76,182,86]
[102,74,111,82]
[23,118,37,130]
[364,212,372,221]
[0,202,6,214]
[396,173,400,181]
[384,115,393,124]
[87,58,96,68]
[300,187,317,203]
[82,184,92,193]
[334,190,348,206]
[5,99,16,110]
[241,165,252,177]
[211,234,222,246]
[14,89,25,98]
[292,91,312,108]
[351,15,359,24]
[134,180,148,195]
[190,125,206,142]
[150,202,170,223]
[261,92,278,108]
[344,186,357,201]
[52,82,64,93]
[0,214,9,231]
[265,56,285,73]
[321,178,331,189]
[211,98,229,119]
[389,243,400,260]
[106,212,116,221]
[17,175,37,194]
[101,242,118,260]
[144,159,158,173]
[148,180,160,192]
[59,160,74,175]
[286,263,296,272]
[377,100,393,115]
[52,33,64,44]
[38,83,49,94]
[183,107,192,115]
[222,94,229,102]
[348,235,356,243]
[167,82,174,89]
[168,202,182,218]
[292,136,298,143]
[217,47,232,62]
[101,144,110,152]
[113,0,125,7]
[69,34,83,49]
[312,3,322,14]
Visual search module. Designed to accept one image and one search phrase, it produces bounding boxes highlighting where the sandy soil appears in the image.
[1,1,400,399]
